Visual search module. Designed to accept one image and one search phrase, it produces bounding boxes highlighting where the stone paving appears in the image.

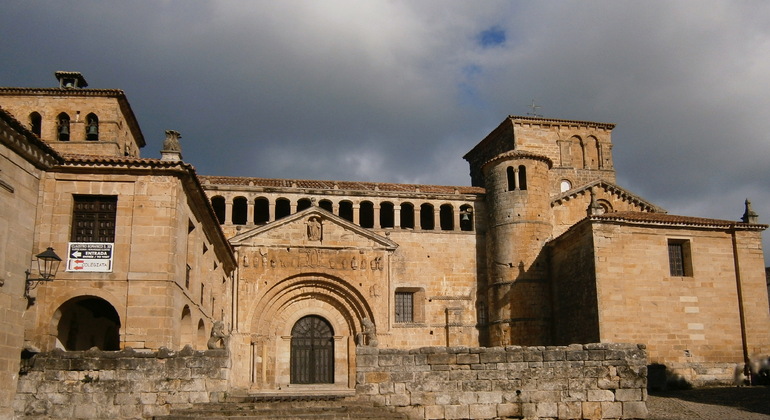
[647,386,770,420]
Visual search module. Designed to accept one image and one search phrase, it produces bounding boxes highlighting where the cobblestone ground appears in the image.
[647,386,770,420]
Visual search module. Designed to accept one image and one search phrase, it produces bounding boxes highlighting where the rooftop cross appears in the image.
[526,99,543,118]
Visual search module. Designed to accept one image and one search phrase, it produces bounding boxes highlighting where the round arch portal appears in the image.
[54,296,121,350]
[290,315,334,384]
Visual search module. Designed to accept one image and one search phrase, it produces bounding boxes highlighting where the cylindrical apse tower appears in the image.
[482,151,553,346]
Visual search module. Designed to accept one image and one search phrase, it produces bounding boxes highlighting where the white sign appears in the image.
[66,242,114,272]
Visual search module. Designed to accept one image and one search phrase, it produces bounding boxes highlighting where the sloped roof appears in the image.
[590,211,767,230]
[229,206,398,250]
[552,179,664,213]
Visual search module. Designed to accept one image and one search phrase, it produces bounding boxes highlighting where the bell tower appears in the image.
[480,151,553,345]
[464,116,557,346]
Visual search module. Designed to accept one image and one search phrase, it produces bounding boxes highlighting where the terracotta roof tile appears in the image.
[199,175,485,195]
[591,211,767,229]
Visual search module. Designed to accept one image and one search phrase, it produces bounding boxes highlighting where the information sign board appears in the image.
[66,242,114,272]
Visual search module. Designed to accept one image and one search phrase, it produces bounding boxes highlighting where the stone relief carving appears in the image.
[356,317,378,347]
[306,216,322,241]
[207,320,229,350]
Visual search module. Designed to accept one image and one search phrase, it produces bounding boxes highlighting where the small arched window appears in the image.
[85,113,99,140]
[507,166,516,191]
[254,197,269,224]
[380,202,394,228]
[560,179,572,193]
[459,204,474,231]
[420,203,434,230]
[57,112,70,141]
[439,204,454,231]
[275,198,291,220]
[29,112,42,137]
[518,165,527,190]
[211,196,226,224]
[400,202,415,229]
[339,201,353,222]
[297,198,312,212]
[232,196,248,225]
[319,200,333,213]
[360,201,374,228]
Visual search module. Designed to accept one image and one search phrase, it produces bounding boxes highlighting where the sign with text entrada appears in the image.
[66,242,114,272]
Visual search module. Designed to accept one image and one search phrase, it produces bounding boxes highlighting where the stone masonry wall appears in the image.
[14,346,229,419]
[354,344,648,420]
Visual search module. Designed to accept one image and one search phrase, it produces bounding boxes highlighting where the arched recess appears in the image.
[275,198,291,220]
[52,296,121,351]
[232,196,248,225]
[57,112,70,141]
[459,204,474,231]
[196,319,207,350]
[291,315,334,384]
[584,136,599,169]
[254,197,270,224]
[29,112,42,137]
[439,204,454,231]
[400,202,415,229]
[380,201,394,228]
[420,203,434,230]
[85,113,99,140]
[180,305,193,348]
[319,199,333,213]
[359,201,374,228]
[247,273,376,388]
[211,196,226,224]
[297,198,312,212]
[570,136,584,169]
[339,201,353,222]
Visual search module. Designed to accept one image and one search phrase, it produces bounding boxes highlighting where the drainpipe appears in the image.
[730,228,751,383]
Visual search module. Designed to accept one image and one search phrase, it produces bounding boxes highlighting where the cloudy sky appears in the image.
[2,1,769,257]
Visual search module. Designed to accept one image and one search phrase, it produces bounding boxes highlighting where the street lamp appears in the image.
[25,247,62,304]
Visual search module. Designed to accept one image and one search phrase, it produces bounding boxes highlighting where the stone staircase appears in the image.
[153,393,408,420]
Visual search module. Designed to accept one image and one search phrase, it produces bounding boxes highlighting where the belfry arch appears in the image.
[245,273,376,389]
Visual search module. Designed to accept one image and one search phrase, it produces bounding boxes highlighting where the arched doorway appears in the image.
[290,315,334,384]
[55,296,121,350]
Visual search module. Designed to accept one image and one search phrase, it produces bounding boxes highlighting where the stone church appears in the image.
[1,72,768,416]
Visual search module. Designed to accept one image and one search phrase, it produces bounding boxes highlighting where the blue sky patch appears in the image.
[478,26,506,47]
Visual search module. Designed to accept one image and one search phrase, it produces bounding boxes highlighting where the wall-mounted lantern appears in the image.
[24,247,61,305]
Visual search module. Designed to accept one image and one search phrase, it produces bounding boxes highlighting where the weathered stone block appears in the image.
[582,401,602,420]
[601,401,622,418]
[537,401,558,418]
[615,388,642,401]
[424,404,444,419]
[444,404,470,419]
[469,403,497,419]
[365,371,391,383]
[558,401,582,419]
[622,401,648,418]
[587,389,615,402]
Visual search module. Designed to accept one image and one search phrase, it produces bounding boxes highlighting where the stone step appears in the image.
[154,395,407,420]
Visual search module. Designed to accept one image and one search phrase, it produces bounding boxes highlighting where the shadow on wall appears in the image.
[647,364,692,392]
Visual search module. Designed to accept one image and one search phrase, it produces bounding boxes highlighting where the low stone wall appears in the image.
[354,343,648,420]
[14,346,229,419]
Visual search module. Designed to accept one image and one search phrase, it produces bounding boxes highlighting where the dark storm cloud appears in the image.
[2,1,769,255]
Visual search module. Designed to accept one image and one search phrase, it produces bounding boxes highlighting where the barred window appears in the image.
[395,292,414,323]
[668,239,692,277]
[71,195,117,242]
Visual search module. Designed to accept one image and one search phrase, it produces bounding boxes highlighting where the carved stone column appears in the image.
[246,200,255,225]
[353,204,360,225]
[224,198,233,225]
[393,205,401,228]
